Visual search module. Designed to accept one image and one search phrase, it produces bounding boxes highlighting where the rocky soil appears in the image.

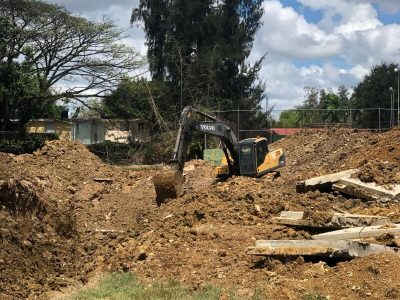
[1,128,400,299]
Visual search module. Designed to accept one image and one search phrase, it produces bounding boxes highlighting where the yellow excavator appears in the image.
[153,106,285,203]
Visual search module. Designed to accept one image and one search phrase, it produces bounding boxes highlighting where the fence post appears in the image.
[204,116,207,149]
[237,108,240,140]
[379,107,381,132]
[349,107,352,128]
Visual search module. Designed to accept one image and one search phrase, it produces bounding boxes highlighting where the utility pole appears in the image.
[389,87,394,128]
[395,67,400,126]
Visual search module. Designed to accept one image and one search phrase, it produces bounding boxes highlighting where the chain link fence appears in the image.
[208,107,399,142]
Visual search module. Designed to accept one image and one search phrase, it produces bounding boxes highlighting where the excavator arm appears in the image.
[171,106,240,175]
[154,106,240,204]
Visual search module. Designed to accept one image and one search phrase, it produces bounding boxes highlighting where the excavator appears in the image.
[153,106,286,203]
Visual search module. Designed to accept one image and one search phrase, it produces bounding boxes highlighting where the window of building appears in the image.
[45,122,55,133]
[138,122,144,132]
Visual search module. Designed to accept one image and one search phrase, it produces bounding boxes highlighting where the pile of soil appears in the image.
[1,128,400,299]
[352,160,400,186]
[0,141,157,298]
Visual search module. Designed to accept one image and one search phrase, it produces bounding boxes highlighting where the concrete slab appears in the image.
[313,224,400,240]
[280,211,304,219]
[329,213,391,228]
[296,169,358,193]
[333,177,400,201]
[247,239,399,258]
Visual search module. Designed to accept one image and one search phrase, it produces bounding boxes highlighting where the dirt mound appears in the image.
[2,129,400,299]
[352,160,400,186]
[0,141,157,298]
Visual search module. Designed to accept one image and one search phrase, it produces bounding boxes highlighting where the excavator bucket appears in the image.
[153,168,184,205]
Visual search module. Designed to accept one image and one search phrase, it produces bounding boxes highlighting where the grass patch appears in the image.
[70,273,222,300]
[302,292,329,300]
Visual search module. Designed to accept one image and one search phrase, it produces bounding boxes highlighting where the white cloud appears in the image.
[255,1,342,60]
[351,0,400,14]
[45,0,400,112]
[253,0,400,111]
[46,0,138,14]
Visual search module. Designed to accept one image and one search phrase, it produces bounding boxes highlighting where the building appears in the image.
[27,119,74,141]
[27,119,105,144]
[27,118,150,145]
[73,119,105,145]
[104,119,151,144]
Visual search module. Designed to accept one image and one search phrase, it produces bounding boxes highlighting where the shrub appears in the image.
[0,132,58,154]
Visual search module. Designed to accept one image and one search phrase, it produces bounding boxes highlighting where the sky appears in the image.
[46,0,400,112]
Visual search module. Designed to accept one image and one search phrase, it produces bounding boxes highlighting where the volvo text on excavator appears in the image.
[153,106,286,203]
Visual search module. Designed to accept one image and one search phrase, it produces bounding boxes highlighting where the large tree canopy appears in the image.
[131,0,265,114]
[351,63,398,129]
[0,0,144,130]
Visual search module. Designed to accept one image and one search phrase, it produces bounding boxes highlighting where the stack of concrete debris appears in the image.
[248,170,400,259]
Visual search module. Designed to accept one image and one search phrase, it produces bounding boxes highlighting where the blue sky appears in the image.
[47,0,400,112]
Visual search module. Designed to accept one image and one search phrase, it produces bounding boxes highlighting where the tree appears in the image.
[298,87,322,126]
[351,63,398,129]
[131,0,265,115]
[0,0,144,130]
[277,110,300,128]
[103,78,175,126]
[318,86,350,124]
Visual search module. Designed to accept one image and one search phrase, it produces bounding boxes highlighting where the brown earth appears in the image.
[1,128,400,299]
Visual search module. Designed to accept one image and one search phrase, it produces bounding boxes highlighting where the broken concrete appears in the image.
[296,169,358,193]
[247,239,399,258]
[271,211,322,228]
[333,177,400,201]
[313,224,400,240]
[329,213,391,228]
[280,211,304,219]
[271,211,390,229]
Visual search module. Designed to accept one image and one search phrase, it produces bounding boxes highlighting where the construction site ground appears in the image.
[1,128,400,299]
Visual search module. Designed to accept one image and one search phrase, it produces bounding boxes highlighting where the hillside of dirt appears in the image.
[1,128,400,299]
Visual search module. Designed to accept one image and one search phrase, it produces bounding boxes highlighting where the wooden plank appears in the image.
[329,213,391,228]
[333,177,400,201]
[247,239,399,258]
[296,169,358,193]
[313,224,400,240]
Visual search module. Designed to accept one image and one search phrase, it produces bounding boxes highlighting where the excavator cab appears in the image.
[216,137,285,177]
[239,139,258,175]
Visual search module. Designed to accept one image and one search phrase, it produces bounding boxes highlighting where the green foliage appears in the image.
[277,86,351,127]
[0,0,143,131]
[87,134,175,165]
[320,88,350,123]
[69,272,263,300]
[277,110,300,127]
[103,78,175,124]
[188,136,203,159]
[87,141,136,164]
[351,63,398,129]
[0,133,58,154]
[70,272,222,300]
[131,0,266,116]
[302,292,329,300]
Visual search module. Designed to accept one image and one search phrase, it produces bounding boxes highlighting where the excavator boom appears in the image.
[154,106,285,203]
